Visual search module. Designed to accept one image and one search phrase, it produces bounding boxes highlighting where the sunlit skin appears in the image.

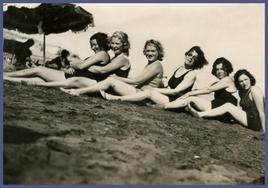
[185,50,198,67]
[110,37,123,56]
[215,63,228,80]
[90,39,100,53]
[238,74,251,90]
[144,44,159,63]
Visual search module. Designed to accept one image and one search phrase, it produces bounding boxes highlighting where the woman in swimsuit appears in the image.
[156,57,238,123]
[97,46,208,104]
[62,39,164,96]
[4,31,131,88]
[188,69,265,133]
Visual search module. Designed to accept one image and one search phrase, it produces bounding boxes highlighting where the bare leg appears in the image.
[148,90,170,104]
[102,90,151,101]
[62,77,137,96]
[164,96,212,111]
[37,77,97,89]
[4,76,45,84]
[188,103,248,126]
[4,67,65,82]
[101,89,170,105]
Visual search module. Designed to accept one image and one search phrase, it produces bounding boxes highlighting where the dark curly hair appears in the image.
[90,32,110,51]
[61,49,70,59]
[110,31,130,56]
[211,57,233,76]
[234,69,256,91]
[185,46,208,70]
[143,39,164,61]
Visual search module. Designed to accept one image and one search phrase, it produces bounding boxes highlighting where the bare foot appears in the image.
[100,90,120,100]
[60,88,80,96]
[147,103,165,109]
[187,103,202,118]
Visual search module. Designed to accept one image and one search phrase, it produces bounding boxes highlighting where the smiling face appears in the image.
[110,37,123,55]
[185,50,198,67]
[215,63,228,80]
[90,39,100,53]
[238,74,251,90]
[144,44,159,63]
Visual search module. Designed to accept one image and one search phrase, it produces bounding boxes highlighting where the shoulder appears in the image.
[251,86,263,95]
[97,51,109,56]
[219,76,234,84]
[95,51,110,58]
[151,61,162,68]
[187,70,197,77]
[116,54,130,64]
[147,61,163,72]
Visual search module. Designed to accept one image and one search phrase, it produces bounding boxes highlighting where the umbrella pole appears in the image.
[43,33,46,64]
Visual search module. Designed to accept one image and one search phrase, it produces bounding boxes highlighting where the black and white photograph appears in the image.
[3,2,265,184]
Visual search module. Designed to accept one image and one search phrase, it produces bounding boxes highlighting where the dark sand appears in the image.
[4,81,265,184]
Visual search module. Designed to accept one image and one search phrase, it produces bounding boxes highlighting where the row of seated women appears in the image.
[4,31,265,133]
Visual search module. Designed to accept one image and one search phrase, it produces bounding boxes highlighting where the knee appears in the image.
[149,90,160,99]
[103,77,112,84]
[69,77,81,83]
[186,96,196,103]
[223,103,233,108]
[33,66,45,74]
[105,77,118,87]
[144,90,153,98]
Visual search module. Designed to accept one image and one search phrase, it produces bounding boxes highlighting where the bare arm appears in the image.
[154,71,196,95]
[71,51,109,70]
[88,55,129,74]
[251,86,265,133]
[114,62,162,85]
[184,77,233,97]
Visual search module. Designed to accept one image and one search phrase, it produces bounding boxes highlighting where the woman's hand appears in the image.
[64,67,75,75]
[180,93,190,99]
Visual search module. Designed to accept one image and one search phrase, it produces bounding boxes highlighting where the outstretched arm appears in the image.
[154,71,196,95]
[71,52,108,70]
[181,77,233,99]
[251,86,265,133]
[115,62,162,85]
[88,55,128,74]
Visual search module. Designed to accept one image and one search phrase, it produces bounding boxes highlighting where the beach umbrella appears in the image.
[4,3,94,62]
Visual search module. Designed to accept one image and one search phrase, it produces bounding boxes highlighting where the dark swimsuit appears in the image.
[64,65,131,82]
[210,83,238,123]
[211,88,237,108]
[167,68,194,102]
[240,89,263,131]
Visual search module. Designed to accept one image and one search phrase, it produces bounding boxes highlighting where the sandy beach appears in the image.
[4,81,265,184]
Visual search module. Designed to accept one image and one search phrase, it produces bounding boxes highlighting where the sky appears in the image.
[4,3,265,92]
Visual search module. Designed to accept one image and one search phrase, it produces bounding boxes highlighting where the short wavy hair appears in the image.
[234,69,256,91]
[90,32,110,51]
[143,39,164,61]
[110,31,130,56]
[211,57,233,76]
[185,46,208,70]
